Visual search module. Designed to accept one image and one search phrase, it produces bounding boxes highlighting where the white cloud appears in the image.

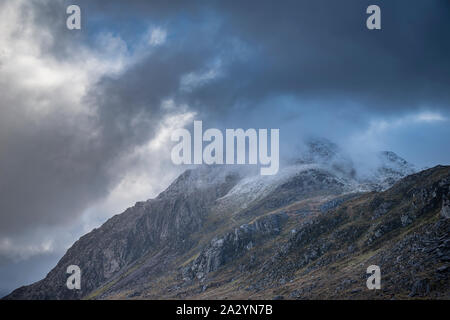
[413,111,446,122]
[0,236,54,263]
[355,110,447,141]
[148,27,167,46]
[180,59,222,91]
[346,110,448,168]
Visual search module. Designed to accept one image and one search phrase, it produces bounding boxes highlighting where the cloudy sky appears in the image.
[0,0,449,296]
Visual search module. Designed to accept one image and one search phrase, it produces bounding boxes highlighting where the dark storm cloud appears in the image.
[0,114,110,234]
[184,0,450,116]
[77,0,450,115]
[55,0,450,118]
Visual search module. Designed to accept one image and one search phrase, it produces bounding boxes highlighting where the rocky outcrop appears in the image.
[441,198,450,219]
[183,212,288,281]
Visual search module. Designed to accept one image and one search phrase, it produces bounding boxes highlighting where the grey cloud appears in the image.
[0,0,216,237]
[185,0,450,115]
[63,0,450,116]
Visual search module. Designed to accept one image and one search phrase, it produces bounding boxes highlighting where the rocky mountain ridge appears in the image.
[5,142,448,300]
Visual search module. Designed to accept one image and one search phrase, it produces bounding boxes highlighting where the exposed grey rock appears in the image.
[372,201,392,220]
[401,214,413,226]
[409,279,430,297]
[320,193,361,213]
[185,212,288,280]
[441,198,450,219]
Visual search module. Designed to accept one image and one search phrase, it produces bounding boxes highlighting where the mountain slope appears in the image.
[6,147,448,300]
[151,165,449,300]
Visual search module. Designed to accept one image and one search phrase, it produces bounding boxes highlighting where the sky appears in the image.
[0,0,449,296]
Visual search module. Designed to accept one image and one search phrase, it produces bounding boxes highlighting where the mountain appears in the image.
[4,142,449,300]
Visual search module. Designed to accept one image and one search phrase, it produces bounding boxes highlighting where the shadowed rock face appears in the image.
[183,212,289,281]
[5,149,447,300]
